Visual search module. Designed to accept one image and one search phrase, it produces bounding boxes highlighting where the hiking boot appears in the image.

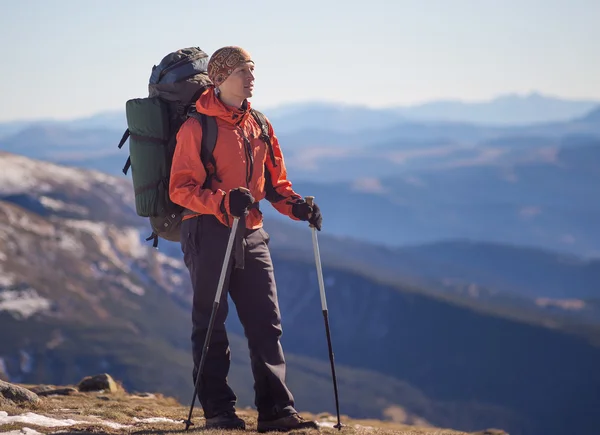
[257,413,319,432]
[205,410,246,430]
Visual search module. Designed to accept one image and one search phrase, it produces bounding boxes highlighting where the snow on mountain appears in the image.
[0,152,191,322]
[0,288,52,319]
[0,263,17,287]
[0,151,133,204]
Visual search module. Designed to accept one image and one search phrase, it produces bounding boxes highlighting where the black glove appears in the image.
[228,187,255,217]
[292,201,323,231]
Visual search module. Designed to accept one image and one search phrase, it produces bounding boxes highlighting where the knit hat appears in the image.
[207,46,254,87]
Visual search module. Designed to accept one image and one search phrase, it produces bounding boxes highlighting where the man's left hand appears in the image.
[292,201,323,231]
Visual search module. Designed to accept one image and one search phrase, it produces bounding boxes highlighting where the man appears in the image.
[169,46,322,432]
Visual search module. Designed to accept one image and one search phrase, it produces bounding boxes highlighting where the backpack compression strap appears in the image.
[117,127,170,175]
[188,112,220,189]
[250,109,278,168]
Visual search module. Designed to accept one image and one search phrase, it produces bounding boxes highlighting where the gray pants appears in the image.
[181,214,296,420]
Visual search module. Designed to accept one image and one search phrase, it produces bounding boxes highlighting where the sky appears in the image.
[0,0,599,121]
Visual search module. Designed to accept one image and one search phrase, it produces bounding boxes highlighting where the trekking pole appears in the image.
[305,196,342,430]
[183,214,240,430]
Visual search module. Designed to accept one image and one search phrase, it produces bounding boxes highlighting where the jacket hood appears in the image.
[195,87,252,124]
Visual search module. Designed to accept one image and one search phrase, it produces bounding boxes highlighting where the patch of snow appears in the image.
[89,171,134,201]
[536,298,585,311]
[0,411,85,427]
[38,196,89,215]
[0,411,130,430]
[0,154,127,196]
[4,428,44,435]
[63,220,149,275]
[0,289,52,319]
[56,231,84,254]
[132,417,180,424]
[91,419,130,429]
[113,228,147,259]
[62,219,106,237]
[63,220,131,272]
[0,411,185,431]
[1,205,54,237]
[0,265,17,287]
[116,276,145,296]
[156,252,184,269]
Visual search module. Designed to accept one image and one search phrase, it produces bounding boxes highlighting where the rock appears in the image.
[37,387,78,397]
[78,373,119,393]
[0,380,41,405]
[28,385,54,394]
[30,384,78,396]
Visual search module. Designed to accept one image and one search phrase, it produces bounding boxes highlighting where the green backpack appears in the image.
[117,47,275,248]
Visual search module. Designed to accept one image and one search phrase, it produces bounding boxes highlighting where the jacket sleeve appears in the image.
[169,117,227,217]
[263,118,304,220]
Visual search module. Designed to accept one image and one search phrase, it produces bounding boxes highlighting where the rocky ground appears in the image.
[0,374,507,435]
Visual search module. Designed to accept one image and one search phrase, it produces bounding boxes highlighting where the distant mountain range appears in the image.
[1,92,598,139]
[1,152,599,435]
[395,91,599,126]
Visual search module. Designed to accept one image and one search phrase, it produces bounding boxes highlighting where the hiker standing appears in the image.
[169,46,322,432]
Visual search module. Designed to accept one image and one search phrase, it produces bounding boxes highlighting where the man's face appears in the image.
[219,62,255,100]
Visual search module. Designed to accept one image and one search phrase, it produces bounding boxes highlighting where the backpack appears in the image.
[117,47,277,248]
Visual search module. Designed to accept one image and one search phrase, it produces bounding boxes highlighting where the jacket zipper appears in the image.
[239,128,254,188]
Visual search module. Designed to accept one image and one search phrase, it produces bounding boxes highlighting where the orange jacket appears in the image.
[169,87,303,229]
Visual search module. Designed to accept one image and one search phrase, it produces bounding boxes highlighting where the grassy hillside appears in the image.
[0,380,483,435]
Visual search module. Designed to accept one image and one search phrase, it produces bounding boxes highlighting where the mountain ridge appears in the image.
[1,92,599,136]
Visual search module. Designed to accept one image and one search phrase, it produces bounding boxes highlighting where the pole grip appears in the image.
[304,196,315,228]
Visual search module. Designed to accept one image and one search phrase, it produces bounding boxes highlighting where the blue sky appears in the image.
[1,0,598,121]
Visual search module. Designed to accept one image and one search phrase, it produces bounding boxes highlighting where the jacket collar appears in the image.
[195,87,251,125]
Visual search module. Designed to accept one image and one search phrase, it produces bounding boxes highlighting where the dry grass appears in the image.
[1,383,475,435]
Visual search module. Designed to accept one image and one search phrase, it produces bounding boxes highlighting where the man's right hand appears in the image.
[228,187,255,217]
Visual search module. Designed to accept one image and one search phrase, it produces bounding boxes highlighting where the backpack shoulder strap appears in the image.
[188,110,220,188]
[250,109,278,168]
